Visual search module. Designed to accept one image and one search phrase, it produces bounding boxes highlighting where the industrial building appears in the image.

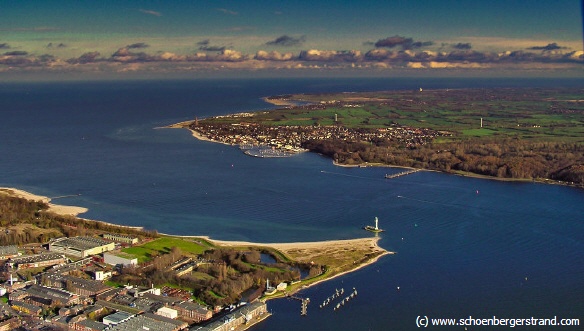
[102,233,139,245]
[190,302,268,331]
[49,236,115,258]
[156,306,179,319]
[106,313,188,331]
[103,251,138,267]
[6,252,66,270]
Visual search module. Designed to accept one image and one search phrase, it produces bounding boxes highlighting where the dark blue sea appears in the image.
[1,78,583,330]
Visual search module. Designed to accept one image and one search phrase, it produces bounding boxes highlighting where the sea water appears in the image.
[1,78,582,330]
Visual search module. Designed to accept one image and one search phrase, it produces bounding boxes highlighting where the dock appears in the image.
[384,169,420,179]
[287,294,310,316]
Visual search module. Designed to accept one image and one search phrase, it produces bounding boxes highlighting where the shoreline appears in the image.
[2,186,392,292]
[0,187,88,216]
[166,121,579,189]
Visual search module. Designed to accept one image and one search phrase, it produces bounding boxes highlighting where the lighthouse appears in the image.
[374,217,379,230]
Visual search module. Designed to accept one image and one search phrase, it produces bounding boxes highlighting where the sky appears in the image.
[1,0,583,78]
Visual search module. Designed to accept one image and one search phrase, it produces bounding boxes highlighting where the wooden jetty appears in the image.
[384,169,420,179]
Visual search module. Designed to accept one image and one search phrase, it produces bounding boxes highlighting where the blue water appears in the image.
[1,78,583,330]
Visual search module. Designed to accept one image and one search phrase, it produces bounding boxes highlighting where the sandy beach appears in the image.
[0,187,88,216]
[261,96,299,107]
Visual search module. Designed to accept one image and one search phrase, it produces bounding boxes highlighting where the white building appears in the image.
[156,306,178,319]
[103,252,138,267]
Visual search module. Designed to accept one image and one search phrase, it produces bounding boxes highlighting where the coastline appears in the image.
[3,186,392,293]
[167,120,569,188]
[0,187,88,216]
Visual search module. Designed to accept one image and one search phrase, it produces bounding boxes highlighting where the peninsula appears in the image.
[171,87,584,186]
[0,187,390,330]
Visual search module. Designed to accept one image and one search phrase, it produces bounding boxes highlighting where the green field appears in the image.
[122,237,212,262]
[255,88,584,143]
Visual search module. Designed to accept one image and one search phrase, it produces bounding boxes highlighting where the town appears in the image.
[0,190,387,331]
[188,111,445,157]
[0,233,274,331]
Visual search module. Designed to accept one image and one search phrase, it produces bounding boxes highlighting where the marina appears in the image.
[317,288,358,311]
[240,145,300,158]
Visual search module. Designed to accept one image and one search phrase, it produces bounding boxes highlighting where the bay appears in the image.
[1,77,582,330]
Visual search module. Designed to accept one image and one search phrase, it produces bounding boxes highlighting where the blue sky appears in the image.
[1,0,582,77]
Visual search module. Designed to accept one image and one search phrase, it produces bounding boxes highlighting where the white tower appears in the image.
[374,217,379,230]
[480,118,483,128]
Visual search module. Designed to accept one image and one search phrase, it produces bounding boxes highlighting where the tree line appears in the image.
[0,194,158,245]
[302,138,584,185]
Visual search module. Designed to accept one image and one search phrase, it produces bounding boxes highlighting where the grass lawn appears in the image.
[122,236,212,262]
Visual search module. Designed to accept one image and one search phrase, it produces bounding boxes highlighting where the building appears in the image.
[49,237,115,258]
[6,252,66,270]
[107,313,187,331]
[66,314,108,331]
[0,245,19,260]
[191,302,268,331]
[0,317,19,331]
[20,284,80,307]
[11,300,42,315]
[173,301,212,323]
[102,233,139,245]
[63,275,112,297]
[156,306,178,319]
[102,311,134,326]
[103,252,138,267]
[43,274,112,298]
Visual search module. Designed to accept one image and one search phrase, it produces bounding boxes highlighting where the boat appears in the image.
[364,217,385,233]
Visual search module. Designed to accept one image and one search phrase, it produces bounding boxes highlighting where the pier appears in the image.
[287,294,310,316]
[384,169,420,179]
[51,193,82,200]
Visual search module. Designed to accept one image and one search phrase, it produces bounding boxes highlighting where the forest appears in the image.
[0,193,156,245]
[303,137,584,184]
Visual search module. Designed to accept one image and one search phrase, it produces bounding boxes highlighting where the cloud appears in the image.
[299,49,362,62]
[47,43,67,48]
[452,43,472,50]
[199,45,227,52]
[127,42,149,49]
[67,52,101,64]
[266,35,306,47]
[374,35,433,50]
[197,40,228,52]
[4,51,28,56]
[255,50,295,61]
[217,8,238,15]
[139,9,162,17]
[527,43,567,51]
[0,43,10,49]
